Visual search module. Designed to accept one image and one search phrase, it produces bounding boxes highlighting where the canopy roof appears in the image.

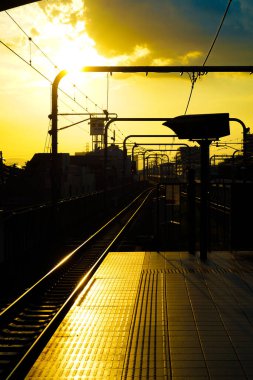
[0,0,40,11]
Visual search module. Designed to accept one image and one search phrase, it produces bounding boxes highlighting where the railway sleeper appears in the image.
[3,328,42,335]
[38,297,67,304]
[40,292,67,300]
[0,335,32,343]
[0,359,12,366]
[28,302,59,308]
[0,351,19,358]
[22,309,53,316]
[23,306,56,313]
[19,315,52,321]
[18,313,52,322]
[44,289,75,295]
[36,300,63,306]
[9,322,45,330]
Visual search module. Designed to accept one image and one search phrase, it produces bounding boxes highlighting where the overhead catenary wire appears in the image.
[0,38,96,115]
[202,0,233,67]
[107,73,110,112]
[184,72,198,115]
[5,10,58,69]
[0,35,107,154]
[0,39,52,83]
[112,124,136,146]
[3,10,104,114]
[1,37,99,119]
[74,86,104,112]
[184,0,233,114]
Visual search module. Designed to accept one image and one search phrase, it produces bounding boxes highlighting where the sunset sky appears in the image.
[1,0,253,166]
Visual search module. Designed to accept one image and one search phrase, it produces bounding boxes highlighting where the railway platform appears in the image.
[25,250,253,379]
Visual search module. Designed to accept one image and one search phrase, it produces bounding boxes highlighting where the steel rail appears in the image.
[0,187,155,380]
[0,188,151,322]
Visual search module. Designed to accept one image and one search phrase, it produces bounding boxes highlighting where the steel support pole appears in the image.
[229,117,250,161]
[122,134,176,179]
[51,70,67,205]
[199,140,211,261]
[187,168,196,255]
[104,119,175,184]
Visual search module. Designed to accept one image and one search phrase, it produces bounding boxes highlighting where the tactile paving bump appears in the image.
[26,251,253,379]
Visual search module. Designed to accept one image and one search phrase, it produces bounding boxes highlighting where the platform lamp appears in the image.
[163,113,230,261]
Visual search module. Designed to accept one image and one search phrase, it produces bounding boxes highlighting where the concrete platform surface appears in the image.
[26,251,253,379]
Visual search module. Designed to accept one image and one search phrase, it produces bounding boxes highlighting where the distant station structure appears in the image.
[90,118,105,151]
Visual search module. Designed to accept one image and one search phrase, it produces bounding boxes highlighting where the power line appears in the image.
[0,39,51,83]
[3,10,104,113]
[203,0,233,66]
[184,0,233,114]
[75,86,104,112]
[0,38,90,114]
[0,38,100,117]
[5,10,58,69]
[107,73,110,112]
[1,40,101,159]
[184,72,197,115]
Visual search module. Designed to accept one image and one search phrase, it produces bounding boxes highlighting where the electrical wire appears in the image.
[75,87,104,112]
[203,0,233,66]
[107,73,109,112]
[6,10,165,148]
[0,38,95,117]
[3,10,104,113]
[2,9,134,160]
[112,125,136,146]
[0,37,96,151]
[184,0,233,114]
[5,10,58,69]
[184,72,197,115]
[0,39,52,83]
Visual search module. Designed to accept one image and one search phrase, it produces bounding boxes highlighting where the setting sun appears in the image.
[1,0,253,165]
[1,3,253,379]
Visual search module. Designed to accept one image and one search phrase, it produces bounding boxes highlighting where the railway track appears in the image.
[0,187,155,380]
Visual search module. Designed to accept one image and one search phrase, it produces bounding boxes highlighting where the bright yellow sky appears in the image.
[0,0,252,165]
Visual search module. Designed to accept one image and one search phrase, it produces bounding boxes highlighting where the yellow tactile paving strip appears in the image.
[26,251,253,379]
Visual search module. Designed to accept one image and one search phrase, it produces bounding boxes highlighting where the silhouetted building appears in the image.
[245,133,253,157]
[1,144,132,208]
[176,146,201,178]
[75,144,131,189]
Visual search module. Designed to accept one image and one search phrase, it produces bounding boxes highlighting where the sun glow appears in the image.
[1,1,252,166]
[43,23,106,73]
